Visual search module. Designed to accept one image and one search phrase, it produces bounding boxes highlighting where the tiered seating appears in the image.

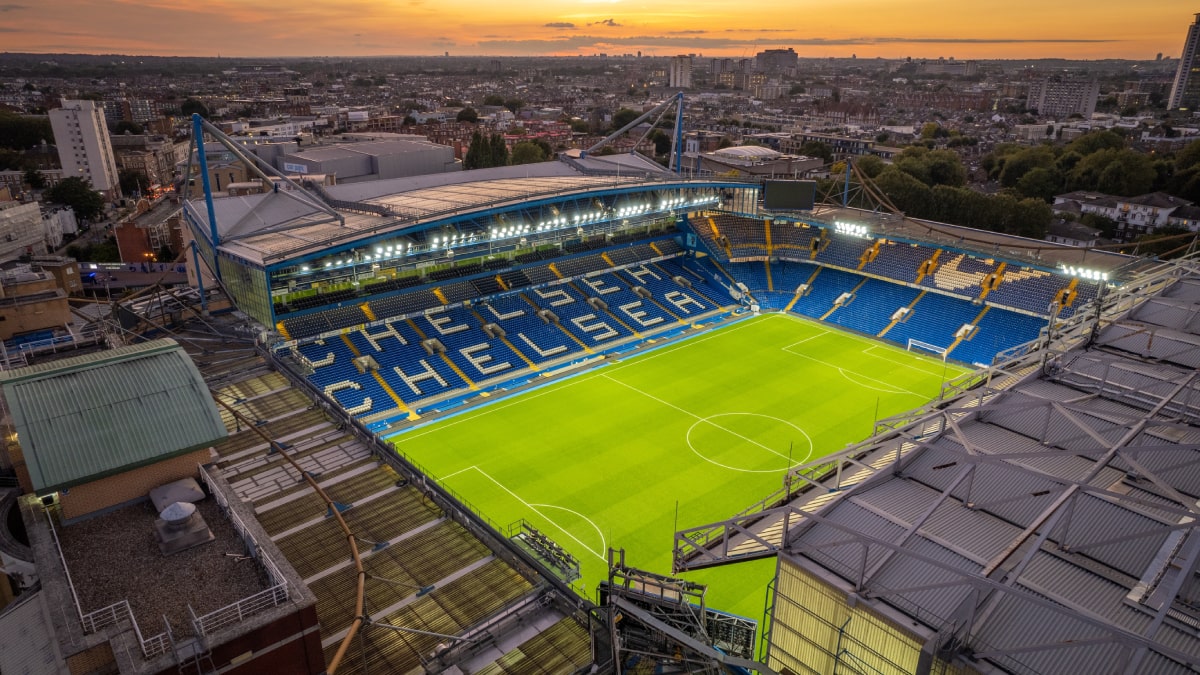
[609,242,661,266]
[498,269,532,290]
[555,253,611,277]
[526,284,633,345]
[772,260,818,295]
[411,306,526,383]
[862,241,931,283]
[475,295,578,364]
[656,258,733,307]
[616,263,722,318]
[825,279,922,336]
[813,234,870,269]
[728,262,771,291]
[440,280,478,304]
[575,272,677,330]
[922,253,995,296]
[471,275,504,296]
[524,264,559,285]
[770,223,820,254]
[655,238,683,255]
[298,338,396,418]
[712,215,767,258]
[790,267,866,319]
[884,292,986,352]
[951,309,1046,366]
[369,289,441,320]
[345,320,466,403]
[985,268,1075,316]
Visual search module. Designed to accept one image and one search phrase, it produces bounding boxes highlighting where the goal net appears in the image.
[907,338,948,361]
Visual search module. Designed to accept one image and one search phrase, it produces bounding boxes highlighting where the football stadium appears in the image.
[10,112,1197,675]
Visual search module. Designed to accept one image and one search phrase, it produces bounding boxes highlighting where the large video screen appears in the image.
[763,180,816,211]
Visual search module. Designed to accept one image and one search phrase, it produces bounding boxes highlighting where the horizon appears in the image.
[0,1,1196,61]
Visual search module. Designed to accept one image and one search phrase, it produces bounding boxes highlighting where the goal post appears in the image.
[907,338,948,361]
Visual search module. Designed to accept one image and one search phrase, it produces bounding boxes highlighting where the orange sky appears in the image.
[1,1,1195,60]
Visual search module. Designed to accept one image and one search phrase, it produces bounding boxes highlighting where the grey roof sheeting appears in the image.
[675,255,1200,674]
[0,339,226,492]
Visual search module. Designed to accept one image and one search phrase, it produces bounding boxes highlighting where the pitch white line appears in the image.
[392,316,763,446]
[465,466,607,561]
[837,368,910,394]
[602,374,804,463]
[685,413,812,473]
[779,346,925,398]
[782,330,830,350]
[861,345,946,377]
[440,465,476,481]
[604,315,763,375]
[530,503,607,556]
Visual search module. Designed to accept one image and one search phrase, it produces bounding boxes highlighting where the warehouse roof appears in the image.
[0,339,226,492]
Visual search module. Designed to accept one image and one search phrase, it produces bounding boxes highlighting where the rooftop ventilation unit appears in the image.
[154,501,214,556]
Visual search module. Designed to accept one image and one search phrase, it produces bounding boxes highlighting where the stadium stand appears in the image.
[879,291,987,352]
[824,278,923,337]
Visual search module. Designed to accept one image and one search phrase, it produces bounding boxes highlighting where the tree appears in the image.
[119,169,149,196]
[46,177,105,221]
[798,141,833,163]
[504,98,525,115]
[1134,225,1194,259]
[875,166,933,216]
[456,107,479,123]
[489,133,509,167]
[853,155,886,179]
[179,98,209,119]
[649,129,672,156]
[998,146,1057,188]
[482,94,505,106]
[0,110,53,150]
[1016,167,1064,202]
[464,130,485,170]
[23,168,46,190]
[1066,130,1124,156]
[1069,149,1156,196]
[111,120,143,135]
[510,141,547,165]
[611,108,639,131]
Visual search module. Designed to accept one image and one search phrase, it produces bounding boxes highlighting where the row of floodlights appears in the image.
[835,221,871,238]
[1061,265,1110,282]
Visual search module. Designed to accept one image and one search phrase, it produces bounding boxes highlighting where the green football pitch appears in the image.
[387,312,968,621]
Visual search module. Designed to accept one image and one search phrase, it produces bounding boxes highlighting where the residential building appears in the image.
[0,201,49,261]
[669,55,692,89]
[48,99,121,200]
[755,48,798,74]
[1054,190,1192,240]
[1026,77,1100,118]
[111,133,185,191]
[1169,13,1200,110]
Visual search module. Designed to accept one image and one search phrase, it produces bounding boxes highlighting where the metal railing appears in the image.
[45,505,172,658]
[194,464,291,637]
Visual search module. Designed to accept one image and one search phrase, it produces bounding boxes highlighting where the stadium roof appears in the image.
[675,257,1200,674]
[189,161,715,266]
[0,339,227,492]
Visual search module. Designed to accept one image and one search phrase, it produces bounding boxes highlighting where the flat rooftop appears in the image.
[53,497,267,635]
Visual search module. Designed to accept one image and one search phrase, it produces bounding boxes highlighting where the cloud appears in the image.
[544,22,576,29]
[0,3,27,10]
[589,18,621,27]
[667,29,707,35]
[474,33,1119,55]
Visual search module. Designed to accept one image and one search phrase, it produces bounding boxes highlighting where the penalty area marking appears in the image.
[837,368,912,395]
[861,345,946,377]
[442,465,607,561]
[685,413,813,473]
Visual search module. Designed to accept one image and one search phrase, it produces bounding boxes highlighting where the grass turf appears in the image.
[387,312,968,621]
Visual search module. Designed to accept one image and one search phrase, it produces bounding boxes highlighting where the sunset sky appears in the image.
[2,1,1196,60]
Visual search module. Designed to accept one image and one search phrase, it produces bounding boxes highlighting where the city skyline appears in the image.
[0,1,1196,60]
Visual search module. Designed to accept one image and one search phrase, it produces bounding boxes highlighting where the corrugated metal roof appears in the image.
[0,339,226,491]
[0,591,66,674]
